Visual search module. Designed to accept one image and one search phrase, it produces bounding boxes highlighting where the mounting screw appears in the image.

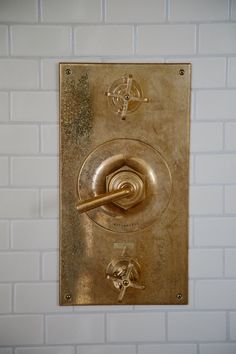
[179,69,185,76]
[65,68,72,75]
[64,293,72,301]
[176,293,183,300]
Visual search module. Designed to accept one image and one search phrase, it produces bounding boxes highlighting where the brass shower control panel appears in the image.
[59,63,191,305]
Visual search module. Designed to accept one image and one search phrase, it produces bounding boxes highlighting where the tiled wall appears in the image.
[0,0,236,353]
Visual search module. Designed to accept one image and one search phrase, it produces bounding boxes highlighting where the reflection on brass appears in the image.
[60,63,191,305]
[105,74,149,120]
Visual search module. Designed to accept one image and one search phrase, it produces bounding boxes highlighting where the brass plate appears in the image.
[59,63,191,305]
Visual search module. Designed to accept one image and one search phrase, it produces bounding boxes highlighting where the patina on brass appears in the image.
[59,63,191,305]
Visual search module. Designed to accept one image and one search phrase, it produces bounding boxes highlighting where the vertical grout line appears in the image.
[133,25,137,56]
[195,24,199,56]
[229,0,232,21]
[8,25,11,57]
[12,281,15,314]
[225,57,229,88]
[166,0,169,23]
[226,310,230,341]
[38,0,42,23]
[104,312,107,343]
[102,0,106,23]
[135,343,138,354]
[196,343,200,354]
[71,25,75,57]
[223,247,226,278]
[165,310,168,342]
[43,313,47,345]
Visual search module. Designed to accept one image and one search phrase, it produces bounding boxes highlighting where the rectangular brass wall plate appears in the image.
[59,63,191,305]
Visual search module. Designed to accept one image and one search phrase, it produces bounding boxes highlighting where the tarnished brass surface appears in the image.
[59,63,191,305]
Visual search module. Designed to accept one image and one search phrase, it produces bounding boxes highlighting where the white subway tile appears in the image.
[137,25,196,55]
[189,249,223,278]
[41,59,60,90]
[42,0,101,23]
[14,283,70,313]
[0,125,39,154]
[168,58,226,89]
[0,60,39,89]
[228,58,236,87]
[11,92,58,122]
[16,348,74,354]
[41,189,58,218]
[107,313,165,342]
[0,221,9,249]
[41,125,58,154]
[46,314,104,344]
[0,349,13,354]
[11,26,72,56]
[0,284,11,313]
[11,220,58,250]
[76,305,133,313]
[225,249,236,277]
[138,344,197,354]
[232,0,236,20]
[195,217,236,246]
[225,186,236,214]
[42,252,58,280]
[195,155,236,184]
[196,90,236,120]
[0,315,43,345]
[77,345,136,354]
[196,280,236,309]
[0,189,39,218]
[199,24,236,54]
[0,253,39,281]
[225,123,236,151]
[230,312,236,340]
[11,157,58,187]
[169,0,229,22]
[0,157,8,186]
[0,26,8,56]
[191,123,223,152]
[168,312,226,341]
[0,92,9,121]
[74,26,133,56]
[200,343,236,354]
[0,0,37,22]
[106,0,165,23]
[189,186,223,215]
[15,346,75,354]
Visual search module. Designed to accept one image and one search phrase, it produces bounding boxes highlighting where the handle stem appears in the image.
[77,187,133,213]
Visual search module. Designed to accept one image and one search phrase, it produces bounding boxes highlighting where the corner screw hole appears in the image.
[65,68,72,75]
[179,69,185,76]
[176,293,183,300]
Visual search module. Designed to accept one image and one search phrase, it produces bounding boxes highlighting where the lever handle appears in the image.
[77,187,133,213]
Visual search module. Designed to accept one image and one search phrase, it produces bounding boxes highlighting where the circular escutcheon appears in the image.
[78,139,172,233]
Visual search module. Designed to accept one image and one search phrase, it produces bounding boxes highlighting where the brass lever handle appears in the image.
[77,187,133,213]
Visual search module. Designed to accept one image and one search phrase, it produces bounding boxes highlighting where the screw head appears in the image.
[65,68,72,75]
[64,293,72,301]
[123,280,129,287]
[179,69,185,76]
[176,293,183,300]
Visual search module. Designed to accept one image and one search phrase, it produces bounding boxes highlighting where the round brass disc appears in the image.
[78,139,172,233]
